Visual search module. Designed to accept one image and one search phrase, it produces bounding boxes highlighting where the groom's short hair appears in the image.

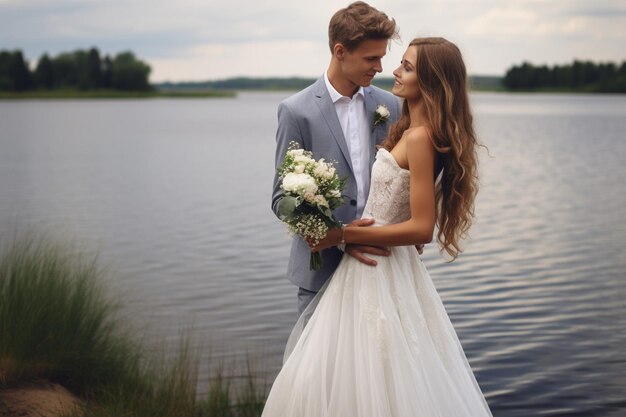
[328,1,398,52]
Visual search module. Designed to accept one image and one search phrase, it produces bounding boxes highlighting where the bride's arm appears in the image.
[313,127,437,250]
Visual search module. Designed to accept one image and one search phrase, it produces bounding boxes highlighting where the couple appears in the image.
[267,2,493,416]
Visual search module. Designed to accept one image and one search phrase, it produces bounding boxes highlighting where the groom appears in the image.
[271,1,401,315]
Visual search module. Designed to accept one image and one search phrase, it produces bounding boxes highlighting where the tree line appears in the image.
[0,48,151,92]
[504,60,626,92]
[156,75,502,92]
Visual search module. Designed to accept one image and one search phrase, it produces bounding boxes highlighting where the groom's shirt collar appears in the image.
[324,71,365,102]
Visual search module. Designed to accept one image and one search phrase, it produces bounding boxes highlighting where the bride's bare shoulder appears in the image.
[402,126,431,143]
[403,127,436,159]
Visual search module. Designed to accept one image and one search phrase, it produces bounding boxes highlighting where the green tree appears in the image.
[504,60,624,92]
[597,63,617,92]
[87,47,102,89]
[582,61,599,85]
[534,65,551,88]
[34,53,54,89]
[0,50,32,91]
[51,52,79,88]
[101,55,113,89]
[0,51,14,90]
[503,62,534,89]
[111,51,151,91]
[75,48,103,90]
[614,61,626,92]
[553,65,572,88]
[74,49,90,90]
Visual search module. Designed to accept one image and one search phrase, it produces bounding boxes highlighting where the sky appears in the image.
[1,0,625,82]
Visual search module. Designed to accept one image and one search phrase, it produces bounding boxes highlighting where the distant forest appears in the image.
[504,60,626,92]
[0,48,151,92]
[2,47,625,94]
[156,75,505,92]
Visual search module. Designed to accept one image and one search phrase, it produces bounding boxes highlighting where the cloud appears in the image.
[1,0,624,80]
[149,39,330,81]
[466,3,626,38]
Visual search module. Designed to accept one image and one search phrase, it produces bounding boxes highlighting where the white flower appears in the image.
[376,104,390,118]
[373,104,391,129]
[287,148,305,157]
[294,154,314,164]
[327,189,341,198]
[294,164,305,174]
[313,195,329,207]
[282,172,318,195]
[313,162,330,178]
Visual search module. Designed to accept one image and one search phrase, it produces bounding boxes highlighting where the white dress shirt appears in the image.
[324,72,370,218]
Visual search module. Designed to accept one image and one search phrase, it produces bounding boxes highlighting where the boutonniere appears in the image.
[372,104,391,131]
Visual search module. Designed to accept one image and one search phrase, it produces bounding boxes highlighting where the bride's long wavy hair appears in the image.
[383,37,479,260]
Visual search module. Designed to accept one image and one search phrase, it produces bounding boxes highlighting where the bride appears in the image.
[262,37,493,417]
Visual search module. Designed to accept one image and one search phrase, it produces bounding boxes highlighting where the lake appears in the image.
[1,92,625,416]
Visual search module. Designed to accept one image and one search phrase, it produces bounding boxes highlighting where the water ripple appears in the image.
[1,93,625,416]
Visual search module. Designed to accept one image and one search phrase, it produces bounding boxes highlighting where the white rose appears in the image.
[376,104,390,118]
[282,173,318,195]
[294,154,313,164]
[313,162,329,178]
[313,195,329,207]
[304,191,315,202]
[287,148,304,157]
[294,164,305,174]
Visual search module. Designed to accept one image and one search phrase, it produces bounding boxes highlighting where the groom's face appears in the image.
[338,38,388,88]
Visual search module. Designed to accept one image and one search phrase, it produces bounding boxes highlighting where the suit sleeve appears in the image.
[271,101,304,218]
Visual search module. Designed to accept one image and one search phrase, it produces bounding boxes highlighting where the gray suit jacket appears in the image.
[271,76,401,292]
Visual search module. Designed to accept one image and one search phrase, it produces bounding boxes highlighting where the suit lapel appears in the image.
[314,78,354,172]
[364,87,378,169]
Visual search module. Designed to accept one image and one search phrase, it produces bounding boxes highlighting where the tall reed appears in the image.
[0,234,197,416]
[0,233,268,416]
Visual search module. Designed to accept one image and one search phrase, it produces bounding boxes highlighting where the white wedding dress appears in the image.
[262,148,493,417]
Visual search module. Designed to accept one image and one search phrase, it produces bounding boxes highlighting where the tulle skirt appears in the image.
[262,246,493,417]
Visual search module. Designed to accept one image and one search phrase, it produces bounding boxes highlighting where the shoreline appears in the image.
[0,89,236,100]
[2,88,624,100]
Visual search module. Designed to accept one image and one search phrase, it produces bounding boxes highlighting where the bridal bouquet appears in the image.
[277,142,346,270]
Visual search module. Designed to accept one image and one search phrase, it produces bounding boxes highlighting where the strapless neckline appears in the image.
[377,148,409,173]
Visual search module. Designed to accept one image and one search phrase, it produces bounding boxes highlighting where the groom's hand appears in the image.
[344,218,390,267]
[346,244,390,266]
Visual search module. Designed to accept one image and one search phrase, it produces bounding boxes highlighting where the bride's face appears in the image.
[392,46,419,99]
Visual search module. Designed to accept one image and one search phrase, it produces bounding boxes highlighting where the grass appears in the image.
[197,358,267,417]
[0,233,267,416]
[0,89,236,100]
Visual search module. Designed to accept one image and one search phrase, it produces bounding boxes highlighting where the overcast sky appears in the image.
[1,0,624,82]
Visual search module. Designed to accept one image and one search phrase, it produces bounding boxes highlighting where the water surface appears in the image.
[1,92,625,416]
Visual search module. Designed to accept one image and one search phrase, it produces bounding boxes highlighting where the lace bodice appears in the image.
[362,148,411,225]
